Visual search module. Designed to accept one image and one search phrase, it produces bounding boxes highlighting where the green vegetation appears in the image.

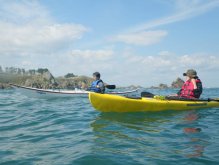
[64,73,77,78]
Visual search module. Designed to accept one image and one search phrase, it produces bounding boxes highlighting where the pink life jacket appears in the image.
[180,79,201,99]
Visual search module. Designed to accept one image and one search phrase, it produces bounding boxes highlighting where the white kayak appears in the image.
[11,84,139,98]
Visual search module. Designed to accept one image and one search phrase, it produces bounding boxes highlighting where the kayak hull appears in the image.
[89,92,219,112]
[12,84,138,98]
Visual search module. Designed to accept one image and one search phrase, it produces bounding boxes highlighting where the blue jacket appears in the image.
[90,79,105,93]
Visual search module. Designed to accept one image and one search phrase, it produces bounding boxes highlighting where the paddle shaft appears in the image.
[141,91,219,102]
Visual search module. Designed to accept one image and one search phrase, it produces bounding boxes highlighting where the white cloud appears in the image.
[0,0,50,24]
[109,0,219,47]
[111,30,168,46]
[21,60,32,67]
[0,1,218,87]
[71,49,113,60]
[123,52,219,86]
[66,49,115,75]
[125,52,219,72]
[131,0,219,32]
[0,23,87,54]
[178,54,219,69]
[52,49,219,87]
[0,1,88,56]
[2,44,218,87]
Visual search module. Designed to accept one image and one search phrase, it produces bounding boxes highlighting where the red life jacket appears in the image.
[180,79,201,99]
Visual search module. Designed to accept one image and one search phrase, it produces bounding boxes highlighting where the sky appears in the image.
[0,0,219,87]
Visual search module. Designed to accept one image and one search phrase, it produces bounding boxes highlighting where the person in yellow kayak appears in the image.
[173,69,203,99]
[89,72,105,93]
[142,69,203,100]
[178,69,202,99]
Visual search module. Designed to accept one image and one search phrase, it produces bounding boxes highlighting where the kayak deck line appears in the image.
[186,103,208,107]
[127,94,219,102]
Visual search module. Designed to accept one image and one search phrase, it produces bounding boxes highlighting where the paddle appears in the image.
[141,91,155,98]
[141,91,219,102]
[205,98,219,102]
[86,84,116,91]
[105,85,116,89]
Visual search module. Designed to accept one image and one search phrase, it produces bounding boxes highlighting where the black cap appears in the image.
[93,72,100,78]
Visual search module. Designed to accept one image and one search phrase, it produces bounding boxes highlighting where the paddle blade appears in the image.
[141,92,155,98]
[209,98,219,102]
[105,85,116,89]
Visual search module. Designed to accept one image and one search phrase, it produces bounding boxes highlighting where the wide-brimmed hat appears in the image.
[183,69,197,78]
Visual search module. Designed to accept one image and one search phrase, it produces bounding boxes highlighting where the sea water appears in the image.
[0,88,219,165]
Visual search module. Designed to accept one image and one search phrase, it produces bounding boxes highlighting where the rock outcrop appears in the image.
[0,66,93,89]
[171,77,184,88]
[56,76,93,89]
[0,83,12,89]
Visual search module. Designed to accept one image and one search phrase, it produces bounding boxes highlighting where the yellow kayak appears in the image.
[89,92,219,112]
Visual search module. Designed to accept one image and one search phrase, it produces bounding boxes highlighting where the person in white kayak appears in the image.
[89,72,105,93]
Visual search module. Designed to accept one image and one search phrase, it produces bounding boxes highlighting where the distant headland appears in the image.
[150,77,184,89]
[0,66,184,89]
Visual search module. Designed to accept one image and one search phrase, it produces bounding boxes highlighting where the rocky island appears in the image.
[0,66,184,89]
[149,77,184,89]
[0,66,93,89]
